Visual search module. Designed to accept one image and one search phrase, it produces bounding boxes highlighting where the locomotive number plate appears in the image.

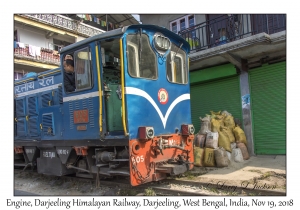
[74,109,89,124]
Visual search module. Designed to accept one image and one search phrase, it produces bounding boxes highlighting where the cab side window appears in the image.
[166,43,188,84]
[74,47,92,91]
[63,54,76,92]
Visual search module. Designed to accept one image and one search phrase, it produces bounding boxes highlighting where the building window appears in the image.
[180,19,186,31]
[49,43,62,51]
[188,16,195,26]
[171,22,177,33]
[53,38,72,51]
[170,15,195,34]
[14,72,24,80]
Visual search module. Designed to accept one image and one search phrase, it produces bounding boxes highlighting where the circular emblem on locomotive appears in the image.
[158,88,168,105]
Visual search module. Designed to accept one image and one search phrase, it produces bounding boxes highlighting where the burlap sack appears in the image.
[232,148,244,162]
[221,110,232,116]
[218,128,231,152]
[204,148,216,167]
[233,125,247,145]
[211,118,221,132]
[194,134,206,148]
[194,147,205,167]
[224,115,235,131]
[199,117,211,134]
[205,132,218,149]
[214,147,229,167]
[237,142,250,160]
[210,111,221,115]
[231,142,237,150]
[221,126,235,143]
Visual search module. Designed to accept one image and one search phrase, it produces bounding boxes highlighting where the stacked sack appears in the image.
[194,116,210,167]
[194,110,249,168]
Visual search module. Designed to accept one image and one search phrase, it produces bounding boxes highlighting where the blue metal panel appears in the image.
[29,116,39,137]
[41,92,52,107]
[62,96,100,140]
[39,105,64,140]
[16,98,26,117]
[16,118,27,137]
[42,113,55,136]
[28,96,38,115]
[14,68,65,141]
[125,90,191,138]
[122,28,192,139]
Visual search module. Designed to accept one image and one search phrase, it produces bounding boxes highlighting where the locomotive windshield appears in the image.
[126,32,188,84]
[166,43,188,84]
[74,47,93,90]
[127,34,157,79]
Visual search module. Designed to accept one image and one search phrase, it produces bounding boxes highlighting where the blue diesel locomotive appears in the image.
[14,25,195,186]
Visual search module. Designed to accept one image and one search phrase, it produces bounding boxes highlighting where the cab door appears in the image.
[61,43,101,140]
[98,38,123,135]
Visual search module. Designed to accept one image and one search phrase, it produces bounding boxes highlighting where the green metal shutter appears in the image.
[190,76,242,133]
[249,61,286,155]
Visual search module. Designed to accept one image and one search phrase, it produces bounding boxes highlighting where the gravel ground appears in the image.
[14,170,118,196]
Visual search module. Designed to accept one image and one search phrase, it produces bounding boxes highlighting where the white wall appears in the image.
[140,14,185,29]
[15,24,49,48]
[14,23,77,49]
[194,14,206,25]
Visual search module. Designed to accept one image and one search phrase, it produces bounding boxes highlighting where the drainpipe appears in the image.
[239,60,255,156]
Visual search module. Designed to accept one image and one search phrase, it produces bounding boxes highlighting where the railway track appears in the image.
[14,168,286,196]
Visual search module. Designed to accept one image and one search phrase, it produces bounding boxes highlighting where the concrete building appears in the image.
[14,14,139,79]
[140,14,286,156]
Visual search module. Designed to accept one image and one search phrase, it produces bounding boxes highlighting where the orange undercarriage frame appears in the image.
[129,134,194,186]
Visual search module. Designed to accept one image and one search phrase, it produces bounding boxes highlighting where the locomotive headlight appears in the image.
[138,126,155,139]
[156,36,163,47]
[146,127,154,138]
[188,125,195,135]
[153,33,171,54]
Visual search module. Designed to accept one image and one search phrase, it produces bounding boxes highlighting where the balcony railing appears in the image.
[19,14,104,37]
[179,14,286,51]
[14,42,60,66]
